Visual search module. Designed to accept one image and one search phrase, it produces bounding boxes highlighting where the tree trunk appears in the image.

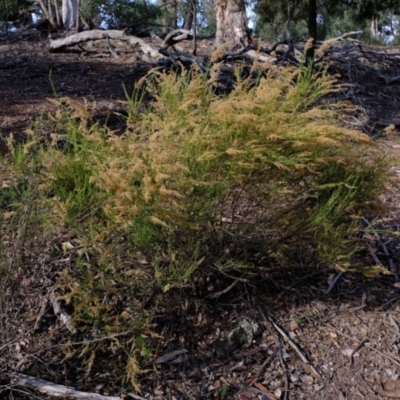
[171,0,178,29]
[306,0,317,64]
[162,0,168,34]
[214,0,250,49]
[161,0,178,34]
[37,0,58,28]
[183,0,195,31]
[369,17,379,37]
[53,0,61,27]
[62,0,79,30]
[285,3,292,40]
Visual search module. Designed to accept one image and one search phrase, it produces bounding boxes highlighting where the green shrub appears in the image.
[0,64,393,389]
[31,66,391,269]
[79,67,389,266]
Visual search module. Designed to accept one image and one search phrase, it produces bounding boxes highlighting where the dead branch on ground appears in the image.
[46,29,372,69]
[46,29,400,101]
[10,372,127,399]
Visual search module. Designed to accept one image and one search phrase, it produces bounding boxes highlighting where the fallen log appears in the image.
[10,372,122,399]
[49,29,162,62]
[10,372,149,400]
[49,29,128,50]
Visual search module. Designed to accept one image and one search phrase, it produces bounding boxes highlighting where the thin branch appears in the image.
[257,304,322,378]
[325,272,344,294]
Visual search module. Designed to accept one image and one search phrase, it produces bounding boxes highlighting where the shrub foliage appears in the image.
[46,67,389,264]
[0,65,392,387]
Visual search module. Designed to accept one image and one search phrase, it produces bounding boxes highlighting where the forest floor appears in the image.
[2,31,400,400]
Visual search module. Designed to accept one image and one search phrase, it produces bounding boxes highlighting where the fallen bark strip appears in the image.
[10,372,122,399]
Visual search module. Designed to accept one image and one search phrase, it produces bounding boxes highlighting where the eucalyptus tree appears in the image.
[344,0,400,37]
[214,0,250,47]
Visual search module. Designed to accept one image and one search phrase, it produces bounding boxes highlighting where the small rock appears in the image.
[290,320,299,331]
[300,374,314,385]
[314,383,325,391]
[219,319,261,351]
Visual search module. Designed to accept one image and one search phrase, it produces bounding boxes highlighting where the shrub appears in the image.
[75,67,389,267]
[1,65,392,389]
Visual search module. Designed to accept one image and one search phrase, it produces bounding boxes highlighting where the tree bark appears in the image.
[62,0,79,30]
[214,0,250,49]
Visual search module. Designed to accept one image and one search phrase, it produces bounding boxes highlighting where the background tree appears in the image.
[214,0,250,48]
[345,0,400,37]
[195,0,215,34]
[255,0,400,43]
[0,0,34,32]
[306,0,316,62]
[182,0,195,30]
[62,0,78,30]
[255,0,309,40]
[96,0,161,33]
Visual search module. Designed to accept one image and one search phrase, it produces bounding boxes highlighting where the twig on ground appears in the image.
[33,297,51,331]
[252,341,276,382]
[359,373,400,399]
[380,296,400,310]
[126,393,148,400]
[321,31,362,46]
[208,279,240,298]
[30,330,132,356]
[277,339,290,400]
[365,242,385,267]
[325,272,344,294]
[324,323,400,367]
[252,382,280,399]
[388,315,400,345]
[364,342,400,367]
[257,304,322,378]
[349,337,368,368]
[363,217,398,279]
[348,292,367,312]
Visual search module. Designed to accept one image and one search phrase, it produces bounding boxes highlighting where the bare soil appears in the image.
[2,32,400,400]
